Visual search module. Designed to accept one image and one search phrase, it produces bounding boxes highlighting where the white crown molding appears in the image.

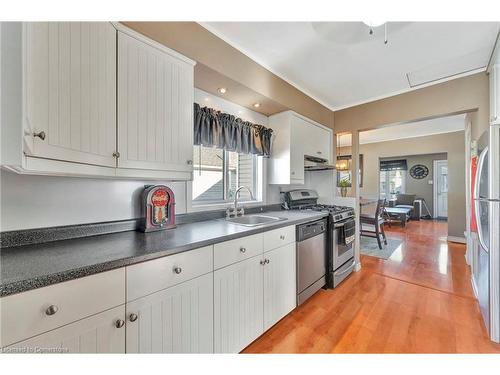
[199,22,488,113]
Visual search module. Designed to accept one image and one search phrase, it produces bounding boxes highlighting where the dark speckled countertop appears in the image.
[0,210,327,297]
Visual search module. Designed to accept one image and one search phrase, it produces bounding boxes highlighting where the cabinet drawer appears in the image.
[213,233,263,270]
[5,306,126,354]
[0,268,125,348]
[263,225,296,252]
[126,246,213,301]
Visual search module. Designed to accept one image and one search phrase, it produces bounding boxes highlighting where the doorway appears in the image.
[433,159,448,219]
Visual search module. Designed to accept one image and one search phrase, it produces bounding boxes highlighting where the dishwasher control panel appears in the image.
[297,218,327,242]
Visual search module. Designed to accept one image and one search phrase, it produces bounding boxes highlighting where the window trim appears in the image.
[189,146,263,209]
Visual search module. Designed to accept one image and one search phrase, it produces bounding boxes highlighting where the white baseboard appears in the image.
[447,236,466,244]
[471,276,479,299]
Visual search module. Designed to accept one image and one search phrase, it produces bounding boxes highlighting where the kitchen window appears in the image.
[192,145,259,205]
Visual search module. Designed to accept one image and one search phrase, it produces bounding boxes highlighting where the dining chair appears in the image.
[360,198,387,250]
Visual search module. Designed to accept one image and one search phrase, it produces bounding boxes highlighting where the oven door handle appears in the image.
[335,260,356,276]
[334,223,345,228]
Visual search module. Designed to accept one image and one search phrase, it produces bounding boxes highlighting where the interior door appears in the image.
[435,160,448,218]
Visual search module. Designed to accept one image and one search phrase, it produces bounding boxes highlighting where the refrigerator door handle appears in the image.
[475,146,489,252]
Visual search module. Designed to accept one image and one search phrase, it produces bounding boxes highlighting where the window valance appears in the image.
[380,159,408,171]
[194,103,273,157]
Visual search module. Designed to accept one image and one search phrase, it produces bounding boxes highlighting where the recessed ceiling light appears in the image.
[217,87,227,94]
[253,103,261,108]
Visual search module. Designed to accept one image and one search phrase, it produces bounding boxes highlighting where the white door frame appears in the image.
[433,159,448,218]
[465,118,472,265]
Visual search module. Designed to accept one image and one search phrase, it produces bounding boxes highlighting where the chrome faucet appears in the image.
[226,186,255,218]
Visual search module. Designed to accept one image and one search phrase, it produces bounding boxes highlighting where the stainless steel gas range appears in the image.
[283,189,356,303]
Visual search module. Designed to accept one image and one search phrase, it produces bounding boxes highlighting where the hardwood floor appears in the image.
[243,220,500,353]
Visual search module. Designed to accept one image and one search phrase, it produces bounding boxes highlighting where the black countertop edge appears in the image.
[0,203,283,248]
[0,219,141,248]
[0,211,327,297]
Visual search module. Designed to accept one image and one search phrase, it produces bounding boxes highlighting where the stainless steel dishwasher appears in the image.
[296,218,327,305]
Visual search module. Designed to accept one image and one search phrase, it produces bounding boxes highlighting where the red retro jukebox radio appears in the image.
[140,185,176,232]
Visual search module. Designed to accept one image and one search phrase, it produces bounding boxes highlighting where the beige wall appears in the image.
[359,131,466,238]
[335,73,489,140]
[122,22,334,128]
[376,153,447,215]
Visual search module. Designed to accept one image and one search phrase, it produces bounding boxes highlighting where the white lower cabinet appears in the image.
[263,243,297,331]
[5,306,126,353]
[125,273,213,353]
[1,229,299,354]
[214,255,264,353]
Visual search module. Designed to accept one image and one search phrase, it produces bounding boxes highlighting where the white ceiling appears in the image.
[201,22,499,110]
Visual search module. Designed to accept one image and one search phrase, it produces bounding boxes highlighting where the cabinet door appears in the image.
[24,22,117,167]
[263,243,297,331]
[309,125,331,162]
[290,116,306,183]
[126,273,213,353]
[490,64,500,124]
[5,306,125,353]
[294,115,331,162]
[117,31,194,174]
[214,255,264,353]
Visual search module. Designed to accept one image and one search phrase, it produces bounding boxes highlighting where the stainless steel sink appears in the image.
[225,214,287,227]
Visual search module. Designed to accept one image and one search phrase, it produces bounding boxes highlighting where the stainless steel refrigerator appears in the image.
[474,125,500,342]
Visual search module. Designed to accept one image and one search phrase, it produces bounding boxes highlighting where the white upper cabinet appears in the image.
[268,111,332,185]
[292,114,331,160]
[117,29,195,179]
[2,22,196,180]
[24,22,117,167]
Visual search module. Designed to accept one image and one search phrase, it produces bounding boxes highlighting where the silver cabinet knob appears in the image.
[115,319,125,328]
[317,151,322,155]
[240,247,246,253]
[129,313,138,322]
[173,266,182,274]
[265,259,270,264]
[187,160,193,165]
[260,259,266,265]
[33,131,46,140]
[112,151,120,158]
[280,235,285,240]
[291,171,295,175]
[45,305,58,316]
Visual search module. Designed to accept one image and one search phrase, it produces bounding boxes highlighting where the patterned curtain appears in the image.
[193,103,273,157]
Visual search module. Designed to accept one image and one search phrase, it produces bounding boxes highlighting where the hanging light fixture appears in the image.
[335,134,350,171]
